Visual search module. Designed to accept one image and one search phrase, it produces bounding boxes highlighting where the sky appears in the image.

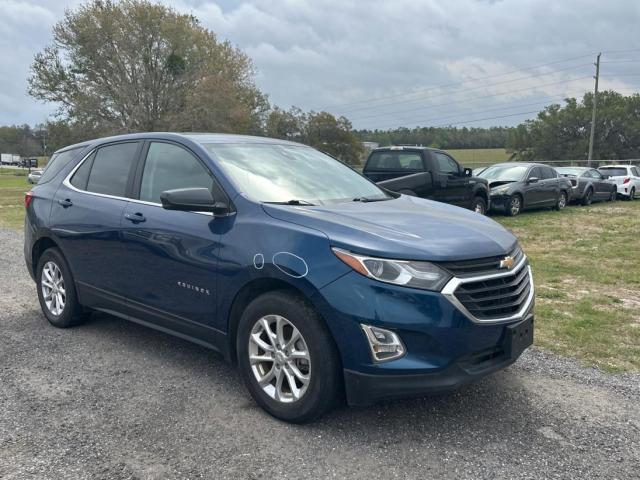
[0,0,639,130]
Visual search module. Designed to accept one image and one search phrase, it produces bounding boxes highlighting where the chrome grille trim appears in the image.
[441,255,534,325]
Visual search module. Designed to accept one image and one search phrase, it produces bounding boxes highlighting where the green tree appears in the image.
[28,0,267,135]
[305,112,364,165]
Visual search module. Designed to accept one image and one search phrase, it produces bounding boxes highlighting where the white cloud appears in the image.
[1,0,639,128]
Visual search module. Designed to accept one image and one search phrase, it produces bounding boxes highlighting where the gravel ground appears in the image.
[1,227,639,479]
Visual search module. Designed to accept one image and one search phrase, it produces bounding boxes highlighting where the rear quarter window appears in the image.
[37,147,83,184]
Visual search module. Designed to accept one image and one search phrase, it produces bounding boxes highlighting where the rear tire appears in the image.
[629,187,636,200]
[237,290,341,423]
[471,196,487,215]
[36,248,87,328]
[555,191,567,211]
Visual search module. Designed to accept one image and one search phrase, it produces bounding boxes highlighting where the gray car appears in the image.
[556,167,617,205]
[27,169,43,184]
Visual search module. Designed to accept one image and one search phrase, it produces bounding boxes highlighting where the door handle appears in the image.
[58,198,73,208]
[124,212,146,223]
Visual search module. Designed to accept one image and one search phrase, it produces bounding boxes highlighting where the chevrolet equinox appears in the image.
[24,133,534,423]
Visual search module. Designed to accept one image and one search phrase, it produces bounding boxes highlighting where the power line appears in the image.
[332,62,594,116]
[349,75,594,122]
[316,53,597,111]
[431,110,542,128]
[363,92,588,130]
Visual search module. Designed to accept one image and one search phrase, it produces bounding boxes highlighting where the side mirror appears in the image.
[160,188,230,215]
[527,177,539,184]
[463,168,472,177]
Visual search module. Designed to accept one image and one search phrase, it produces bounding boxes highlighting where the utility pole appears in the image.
[587,53,601,166]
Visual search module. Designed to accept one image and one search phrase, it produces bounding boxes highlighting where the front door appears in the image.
[118,141,223,342]
[431,151,469,206]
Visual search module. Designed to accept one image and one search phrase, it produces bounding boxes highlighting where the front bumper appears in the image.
[344,314,533,406]
[489,193,510,211]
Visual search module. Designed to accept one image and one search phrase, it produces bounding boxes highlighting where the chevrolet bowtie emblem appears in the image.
[499,256,515,269]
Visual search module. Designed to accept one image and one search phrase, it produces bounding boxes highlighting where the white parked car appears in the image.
[27,169,43,184]
[597,165,640,200]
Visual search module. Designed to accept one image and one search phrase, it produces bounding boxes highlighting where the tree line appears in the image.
[2,0,638,165]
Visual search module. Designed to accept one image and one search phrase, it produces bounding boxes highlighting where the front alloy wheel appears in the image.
[508,195,522,216]
[248,315,311,403]
[237,291,341,423]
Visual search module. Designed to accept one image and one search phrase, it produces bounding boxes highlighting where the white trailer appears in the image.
[1,153,21,165]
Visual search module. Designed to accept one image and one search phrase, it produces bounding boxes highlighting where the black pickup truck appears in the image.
[362,146,490,214]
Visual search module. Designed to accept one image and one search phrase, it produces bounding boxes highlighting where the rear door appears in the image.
[539,166,560,206]
[117,140,224,341]
[430,151,469,206]
[523,166,545,206]
[589,169,609,199]
[50,141,142,307]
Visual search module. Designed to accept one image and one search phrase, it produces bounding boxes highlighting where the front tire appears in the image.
[36,248,87,328]
[237,291,341,423]
[582,188,593,206]
[610,188,617,202]
[471,196,487,215]
[507,195,522,216]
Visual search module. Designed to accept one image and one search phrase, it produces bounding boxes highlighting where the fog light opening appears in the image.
[361,324,405,362]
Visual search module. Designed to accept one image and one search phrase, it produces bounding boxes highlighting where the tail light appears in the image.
[623,177,631,184]
[25,191,34,209]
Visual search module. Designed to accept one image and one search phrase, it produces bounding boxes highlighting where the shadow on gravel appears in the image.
[80,309,534,437]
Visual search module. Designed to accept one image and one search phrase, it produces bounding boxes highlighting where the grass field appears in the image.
[444,148,511,166]
[0,169,28,230]
[1,172,638,371]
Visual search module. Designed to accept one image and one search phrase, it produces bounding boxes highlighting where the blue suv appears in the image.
[25,133,534,422]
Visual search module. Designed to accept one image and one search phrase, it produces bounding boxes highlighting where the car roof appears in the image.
[486,162,547,168]
[556,166,590,171]
[54,132,304,154]
[371,145,438,152]
[599,165,632,168]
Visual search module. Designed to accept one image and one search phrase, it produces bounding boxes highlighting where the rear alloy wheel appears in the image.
[36,248,87,328]
[237,291,341,423]
[555,191,567,210]
[582,188,593,206]
[472,196,487,215]
[507,195,522,216]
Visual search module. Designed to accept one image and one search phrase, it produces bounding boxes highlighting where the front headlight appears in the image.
[491,186,510,195]
[332,248,451,291]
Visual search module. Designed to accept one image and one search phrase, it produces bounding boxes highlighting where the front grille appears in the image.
[453,261,532,320]
[440,245,523,277]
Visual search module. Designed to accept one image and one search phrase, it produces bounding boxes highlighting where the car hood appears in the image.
[262,195,516,262]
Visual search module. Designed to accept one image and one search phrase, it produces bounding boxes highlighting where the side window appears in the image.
[434,152,460,175]
[540,167,555,179]
[632,167,640,177]
[528,167,542,180]
[38,147,82,184]
[85,142,139,197]
[590,169,603,179]
[70,151,95,190]
[139,142,213,204]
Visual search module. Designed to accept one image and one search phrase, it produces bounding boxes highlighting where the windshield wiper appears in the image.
[264,199,316,206]
[352,196,392,202]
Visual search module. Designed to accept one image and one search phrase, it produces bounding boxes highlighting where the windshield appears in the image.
[556,167,584,176]
[205,143,391,204]
[477,165,528,182]
[598,167,627,177]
